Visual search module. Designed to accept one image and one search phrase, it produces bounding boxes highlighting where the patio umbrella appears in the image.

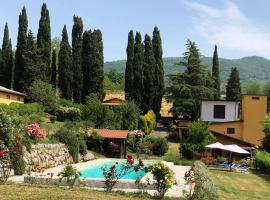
[205,142,225,149]
[223,144,250,154]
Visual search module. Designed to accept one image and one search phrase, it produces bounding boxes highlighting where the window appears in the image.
[252,97,260,100]
[213,105,225,119]
[6,95,10,100]
[227,128,235,134]
[17,97,21,101]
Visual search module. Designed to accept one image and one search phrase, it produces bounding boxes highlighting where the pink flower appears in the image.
[139,159,144,167]
[0,151,4,158]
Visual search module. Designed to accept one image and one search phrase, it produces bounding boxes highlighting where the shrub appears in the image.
[152,137,169,156]
[255,151,270,174]
[59,99,81,109]
[26,123,47,143]
[86,130,104,152]
[102,108,122,129]
[54,122,87,163]
[138,110,156,135]
[263,115,270,152]
[27,80,59,113]
[58,165,81,188]
[184,160,218,200]
[196,152,216,165]
[180,121,215,159]
[120,101,140,130]
[55,106,81,122]
[148,162,176,198]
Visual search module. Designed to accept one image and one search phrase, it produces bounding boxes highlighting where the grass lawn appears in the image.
[210,168,270,200]
[0,184,179,200]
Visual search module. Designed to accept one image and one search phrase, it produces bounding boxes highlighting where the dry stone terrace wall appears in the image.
[24,143,73,169]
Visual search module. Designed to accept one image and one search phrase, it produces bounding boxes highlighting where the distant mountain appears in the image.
[105,56,270,88]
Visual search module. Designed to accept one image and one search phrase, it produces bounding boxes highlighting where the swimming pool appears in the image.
[80,160,153,180]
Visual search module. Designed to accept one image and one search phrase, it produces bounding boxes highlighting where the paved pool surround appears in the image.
[23,158,190,197]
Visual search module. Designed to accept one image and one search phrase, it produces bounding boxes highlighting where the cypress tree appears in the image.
[142,34,156,113]
[82,30,91,102]
[1,23,13,88]
[212,45,220,99]
[125,30,134,100]
[88,30,104,100]
[58,25,73,100]
[152,26,164,115]
[132,32,144,109]
[50,49,57,89]
[37,3,51,81]
[226,67,241,101]
[14,6,28,92]
[72,16,83,103]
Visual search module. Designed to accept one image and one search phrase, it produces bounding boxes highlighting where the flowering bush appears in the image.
[0,141,11,183]
[184,161,218,200]
[26,123,46,142]
[148,162,176,198]
[102,155,146,191]
[196,152,216,165]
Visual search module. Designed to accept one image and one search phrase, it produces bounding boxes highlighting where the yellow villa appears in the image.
[0,86,25,104]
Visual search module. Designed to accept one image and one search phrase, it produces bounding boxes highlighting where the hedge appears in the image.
[255,151,270,174]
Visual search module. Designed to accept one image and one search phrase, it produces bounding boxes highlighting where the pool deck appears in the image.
[9,158,190,197]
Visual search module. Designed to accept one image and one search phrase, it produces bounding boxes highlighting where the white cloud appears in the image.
[183,0,270,58]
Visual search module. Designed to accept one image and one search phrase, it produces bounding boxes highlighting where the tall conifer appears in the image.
[50,49,57,89]
[226,67,241,101]
[152,26,164,115]
[82,30,91,102]
[1,23,13,88]
[37,3,51,82]
[14,6,28,92]
[132,32,144,109]
[58,25,73,100]
[125,30,134,100]
[142,34,155,113]
[212,45,220,99]
[72,16,83,103]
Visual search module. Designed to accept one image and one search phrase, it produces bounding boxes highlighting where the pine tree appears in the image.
[132,32,144,110]
[226,67,241,101]
[58,25,73,100]
[152,26,164,115]
[37,3,51,81]
[82,30,91,102]
[50,49,57,89]
[212,45,220,99]
[23,30,47,91]
[72,16,83,103]
[1,23,13,88]
[88,30,104,100]
[142,34,156,113]
[168,40,215,119]
[125,30,134,100]
[14,6,28,92]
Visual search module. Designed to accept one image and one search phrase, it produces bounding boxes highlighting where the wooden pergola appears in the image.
[89,129,128,158]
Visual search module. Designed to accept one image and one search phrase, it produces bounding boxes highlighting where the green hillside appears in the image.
[104,56,270,88]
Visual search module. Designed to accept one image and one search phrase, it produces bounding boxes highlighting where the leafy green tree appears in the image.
[108,69,124,85]
[125,30,134,99]
[72,16,83,103]
[244,81,263,95]
[180,121,215,159]
[120,100,140,130]
[14,6,28,92]
[168,40,215,119]
[50,49,57,89]
[37,3,51,82]
[226,67,241,101]
[264,81,270,111]
[27,80,59,113]
[142,34,155,113]
[132,32,144,110]
[262,115,270,152]
[1,23,13,88]
[212,45,220,99]
[152,26,164,116]
[58,25,73,100]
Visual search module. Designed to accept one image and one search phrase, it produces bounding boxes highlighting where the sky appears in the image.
[0,0,270,61]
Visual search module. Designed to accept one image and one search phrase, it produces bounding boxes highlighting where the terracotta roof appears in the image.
[89,129,128,139]
[103,91,125,102]
[0,86,26,96]
[103,102,123,106]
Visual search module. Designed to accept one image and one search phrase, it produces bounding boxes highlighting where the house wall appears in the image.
[0,92,24,104]
[242,95,267,146]
[201,101,239,122]
[208,121,243,140]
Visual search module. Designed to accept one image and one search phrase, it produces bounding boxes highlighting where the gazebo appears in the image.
[89,129,128,158]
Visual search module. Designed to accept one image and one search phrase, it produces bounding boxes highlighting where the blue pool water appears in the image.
[80,160,152,180]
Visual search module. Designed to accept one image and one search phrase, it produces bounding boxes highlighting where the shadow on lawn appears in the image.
[249,169,270,183]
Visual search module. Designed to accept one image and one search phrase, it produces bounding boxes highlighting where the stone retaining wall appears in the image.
[24,143,73,169]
